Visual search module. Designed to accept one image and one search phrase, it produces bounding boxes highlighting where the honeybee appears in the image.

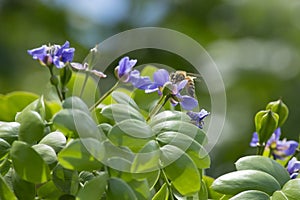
[169,70,200,98]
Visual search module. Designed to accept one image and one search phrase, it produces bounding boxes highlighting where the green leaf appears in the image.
[37,180,62,200]
[157,131,210,169]
[0,91,38,121]
[76,172,108,200]
[0,158,11,176]
[127,179,150,200]
[12,171,35,200]
[151,120,207,145]
[133,170,160,191]
[272,191,288,200]
[58,138,103,171]
[230,190,270,200]
[32,144,57,165]
[255,110,279,144]
[281,179,300,200]
[18,110,45,144]
[0,174,17,200]
[52,165,79,195]
[52,109,100,139]
[211,170,281,195]
[108,119,154,152]
[39,131,66,153]
[203,176,224,199]
[10,141,50,183]
[0,138,10,160]
[0,122,19,144]
[131,140,160,173]
[101,104,145,122]
[62,96,90,115]
[149,111,191,127]
[112,91,139,110]
[235,155,290,187]
[266,99,289,127]
[161,145,201,196]
[15,96,46,122]
[106,177,137,200]
[198,179,209,200]
[152,183,169,200]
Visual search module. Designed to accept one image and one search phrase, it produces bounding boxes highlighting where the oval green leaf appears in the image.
[58,138,103,171]
[106,177,137,200]
[161,145,201,196]
[18,110,45,144]
[211,170,281,195]
[0,122,19,144]
[281,179,300,200]
[149,111,191,127]
[76,172,108,200]
[112,91,139,110]
[235,155,290,187]
[39,131,66,153]
[12,171,35,200]
[32,144,57,165]
[101,104,145,122]
[230,190,270,200]
[10,141,50,183]
[62,96,90,115]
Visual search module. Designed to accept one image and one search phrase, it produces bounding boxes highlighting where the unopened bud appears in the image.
[255,110,279,144]
[266,99,289,127]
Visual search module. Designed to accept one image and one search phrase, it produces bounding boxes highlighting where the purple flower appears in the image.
[115,56,137,82]
[187,109,210,128]
[128,70,153,90]
[28,41,75,68]
[287,157,300,179]
[145,69,198,110]
[250,128,299,159]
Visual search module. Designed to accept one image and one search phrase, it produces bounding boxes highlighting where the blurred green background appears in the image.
[1,0,300,178]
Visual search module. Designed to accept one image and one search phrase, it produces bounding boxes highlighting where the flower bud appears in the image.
[266,99,289,127]
[60,65,73,86]
[255,110,279,144]
[50,75,59,86]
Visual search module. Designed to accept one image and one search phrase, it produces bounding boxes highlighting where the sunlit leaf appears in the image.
[152,183,169,200]
[10,141,50,183]
[37,180,62,199]
[32,144,57,165]
[0,122,19,144]
[281,179,300,200]
[58,138,103,171]
[76,172,108,200]
[161,145,201,196]
[39,131,66,153]
[0,174,17,200]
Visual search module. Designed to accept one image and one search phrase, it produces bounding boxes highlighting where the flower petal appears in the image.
[179,95,198,110]
[153,69,169,87]
[129,70,153,89]
[250,132,259,147]
[27,45,48,60]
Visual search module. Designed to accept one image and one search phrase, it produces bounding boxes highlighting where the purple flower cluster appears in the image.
[287,157,300,179]
[28,41,75,68]
[187,109,210,129]
[250,128,298,160]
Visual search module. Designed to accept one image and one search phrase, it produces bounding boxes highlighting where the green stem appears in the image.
[161,169,174,200]
[257,143,265,155]
[89,81,120,111]
[80,72,89,98]
[146,95,170,122]
[48,67,63,102]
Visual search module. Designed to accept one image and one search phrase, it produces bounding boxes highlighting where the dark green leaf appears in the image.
[106,177,137,200]
[10,141,50,183]
[0,138,10,160]
[132,170,160,191]
[230,190,269,200]
[161,145,201,196]
[58,138,103,171]
[108,119,154,152]
[39,131,66,153]
[281,179,300,200]
[0,174,17,200]
[127,179,150,200]
[151,120,207,145]
[18,110,45,144]
[62,96,90,115]
[76,172,108,200]
[52,164,79,195]
[0,158,11,176]
[152,183,169,200]
[37,180,62,199]
[52,109,100,139]
[112,91,139,110]
[235,155,290,186]
[12,171,35,200]
[211,170,281,195]
[101,104,145,122]
[0,122,19,144]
